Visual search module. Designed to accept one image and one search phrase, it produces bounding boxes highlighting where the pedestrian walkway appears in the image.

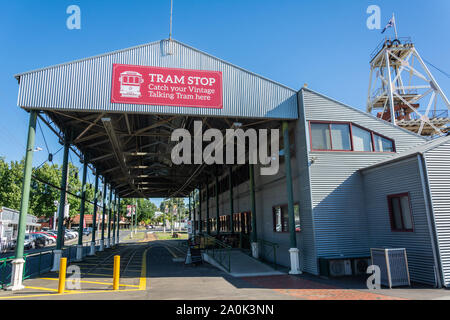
[1,235,449,300]
[204,249,283,277]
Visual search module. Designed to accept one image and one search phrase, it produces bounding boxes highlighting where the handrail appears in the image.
[237,234,279,269]
[258,238,279,269]
[0,254,28,289]
[197,234,232,273]
[1,237,113,288]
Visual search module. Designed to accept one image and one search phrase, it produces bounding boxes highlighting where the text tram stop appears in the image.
[8,39,301,290]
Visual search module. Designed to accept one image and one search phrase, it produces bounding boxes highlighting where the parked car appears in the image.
[28,233,47,248]
[40,232,57,240]
[64,229,75,239]
[82,228,91,236]
[67,229,78,238]
[69,229,79,237]
[32,232,55,245]
[45,230,58,239]
[24,234,35,250]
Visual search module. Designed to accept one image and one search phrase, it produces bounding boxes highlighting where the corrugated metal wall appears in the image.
[362,157,436,286]
[197,159,305,269]
[296,91,317,274]
[424,140,450,286]
[16,40,298,119]
[301,89,428,260]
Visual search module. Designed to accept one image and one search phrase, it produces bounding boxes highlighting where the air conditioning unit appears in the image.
[371,248,410,288]
[329,259,352,277]
[353,258,370,275]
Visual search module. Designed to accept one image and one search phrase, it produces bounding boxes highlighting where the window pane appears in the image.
[294,204,300,232]
[374,134,394,152]
[400,196,413,229]
[274,207,282,232]
[311,123,331,150]
[352,126,373,151]
[282,206,289,232]
[331,124,351,150]
[391,197,403,229]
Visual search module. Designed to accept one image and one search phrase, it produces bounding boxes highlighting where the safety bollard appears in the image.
[58,257,67,294]
[113,255,120,290]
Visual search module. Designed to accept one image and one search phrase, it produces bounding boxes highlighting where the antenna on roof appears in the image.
[169,0,173,41]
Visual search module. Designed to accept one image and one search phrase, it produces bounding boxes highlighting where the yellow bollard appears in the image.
[58,257,67,294]
[113,255,120,290]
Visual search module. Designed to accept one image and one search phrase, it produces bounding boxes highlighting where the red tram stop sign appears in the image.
[111,64,223,109]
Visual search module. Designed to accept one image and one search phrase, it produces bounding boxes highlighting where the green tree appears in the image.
[30,163,61,217]
[0,158,24,210]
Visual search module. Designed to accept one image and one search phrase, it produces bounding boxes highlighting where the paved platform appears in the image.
[204,249,283,277]
[1,235,450,300]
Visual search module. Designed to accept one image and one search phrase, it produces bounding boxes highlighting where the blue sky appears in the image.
[0,0,449,207]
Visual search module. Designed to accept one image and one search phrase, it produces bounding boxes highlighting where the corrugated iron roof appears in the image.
[361,135,450,172]
[15,39,298,120]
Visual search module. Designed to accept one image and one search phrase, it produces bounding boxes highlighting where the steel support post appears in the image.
[51,130,70,272]
[89,173,99,256]
[283,121,301,274]
[385,49,397,125]
[116,198,121,244]
[249,164,259,259]
[112,193,117,246]
[193,190,197,235]
[106,188,112,248]
[215,174,220,237]
[100,181,107,251]
[131,200,134,237]
[8,110,37,291]
[76,159,88,261]
[134,198,138,235]
[188,193,192,238]
[229,166,234,234]
[206,180,210,235]
[199,186,202,233]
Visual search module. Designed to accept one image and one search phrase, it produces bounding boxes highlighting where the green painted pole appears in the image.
[198,186,202,233]
[215,174,220,237]
[107,188,112,243]
[229,166,234,233]
[283,121,297,249]
[101,182,107,241]
[112,193,117,243]
[193,191,196,235]
[14,110,37,260]
[135,198,138,232]
[91,173,99,244]
[249,164,257,243]
[117,198,121,241]
[188,194,192,220]
[206,180,210,235]
[131,201,134,234]
[56,133,70,250]
[77,160,88,244]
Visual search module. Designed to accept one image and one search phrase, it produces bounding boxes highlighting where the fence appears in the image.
[1,238,106,289]
[239,233,279,269]
[195,233,232,273]
[258,239,279,269]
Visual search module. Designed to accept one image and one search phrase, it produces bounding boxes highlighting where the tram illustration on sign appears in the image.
[119,71,144,98]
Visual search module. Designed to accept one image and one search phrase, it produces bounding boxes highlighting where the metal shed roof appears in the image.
[361,135,450,172]
[16,39,298,120]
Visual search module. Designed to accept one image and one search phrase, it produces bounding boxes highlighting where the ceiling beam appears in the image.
[102,117,145,198]
[74,113,105,143]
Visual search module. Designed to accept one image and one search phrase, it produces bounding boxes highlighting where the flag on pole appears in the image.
[381,16,395,34]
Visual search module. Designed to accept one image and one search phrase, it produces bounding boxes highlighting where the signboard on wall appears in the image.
[111,64,223,109]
